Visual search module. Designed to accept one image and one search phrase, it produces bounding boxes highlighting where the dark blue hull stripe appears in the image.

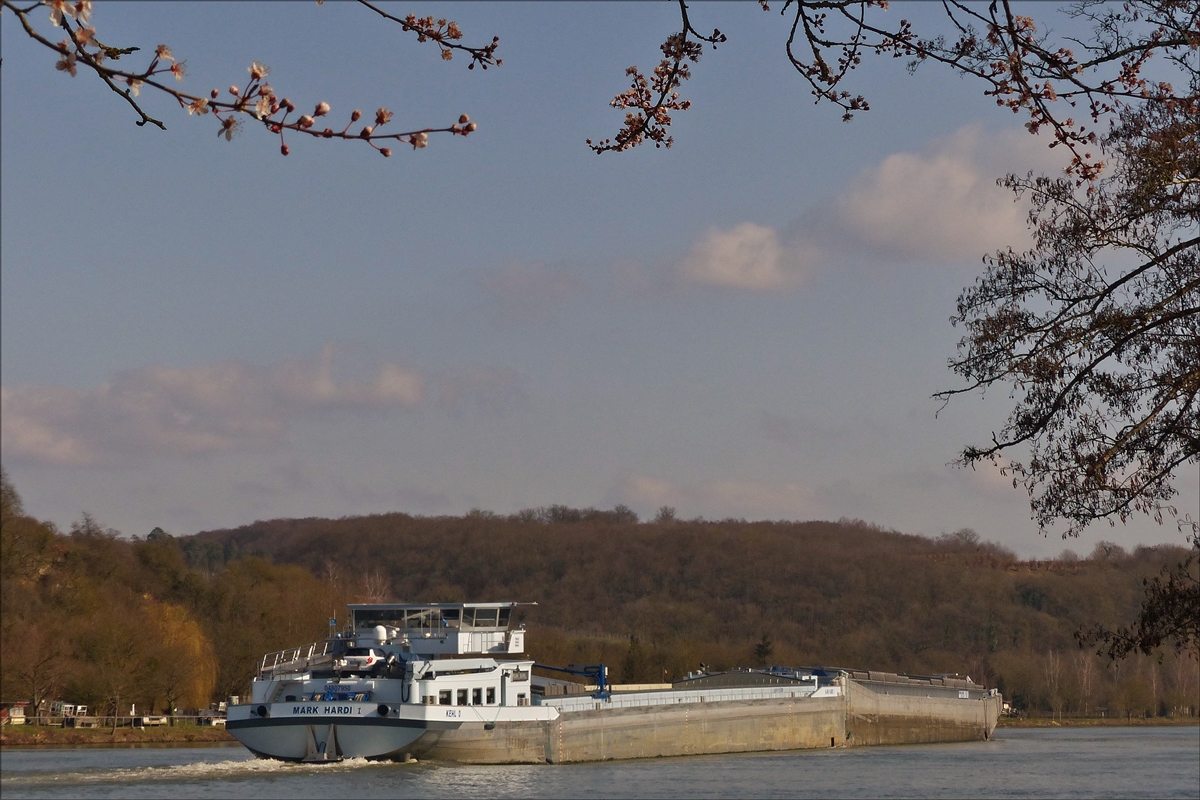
[228,717,461,730]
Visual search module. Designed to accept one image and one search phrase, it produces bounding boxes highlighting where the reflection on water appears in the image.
[2,727,1197,799]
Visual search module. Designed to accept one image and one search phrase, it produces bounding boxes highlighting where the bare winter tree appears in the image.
[360,567,391,603]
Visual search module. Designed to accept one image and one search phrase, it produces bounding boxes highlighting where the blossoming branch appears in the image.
[4,0,496,156]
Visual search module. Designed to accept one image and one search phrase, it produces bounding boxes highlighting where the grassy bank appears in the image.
[0,724,235,746]
[997,716,1199,728]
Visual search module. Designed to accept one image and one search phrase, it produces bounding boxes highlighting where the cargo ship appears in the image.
[225,602,1001,763]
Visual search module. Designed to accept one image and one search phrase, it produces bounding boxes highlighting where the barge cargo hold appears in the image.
[226,602,1001,764]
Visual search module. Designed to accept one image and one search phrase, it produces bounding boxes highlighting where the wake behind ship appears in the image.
[226,602,1001,763]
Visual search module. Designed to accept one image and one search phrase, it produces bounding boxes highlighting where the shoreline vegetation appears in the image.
[996,716,1199,728]
[0,724,235,747]
[4,466,1198,727]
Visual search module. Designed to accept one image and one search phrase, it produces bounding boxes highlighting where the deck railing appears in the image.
[258,639,336,679]
[13,715,227,727]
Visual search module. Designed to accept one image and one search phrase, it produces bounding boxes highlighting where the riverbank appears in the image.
[0,725,235,747]
[997,716,1198,728]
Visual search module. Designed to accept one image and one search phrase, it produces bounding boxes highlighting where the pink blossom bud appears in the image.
[211,89,219,99]
[298,115,314,129]
[381,148,392,157]
[280,144,290,156]
[314,102,330,117]
[458,114,470,124]
[466,122,477,132]
[351,109,362,122]
[322,128,334,138]
[360,126,374,138]
[229,85,240,96]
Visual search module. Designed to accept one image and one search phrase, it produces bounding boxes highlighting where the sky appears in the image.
[3,1,1196,559]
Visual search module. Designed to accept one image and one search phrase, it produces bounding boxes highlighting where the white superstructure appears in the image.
[226,602,556,761]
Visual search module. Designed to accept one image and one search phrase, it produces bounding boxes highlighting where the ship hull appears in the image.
[228,681,1000,764]
[411,681,1002,764]
[227,716,435,761]
[225,699,553,762]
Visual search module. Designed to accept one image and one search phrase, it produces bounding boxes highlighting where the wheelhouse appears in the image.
[349,602,515,634]
[342,602,528,658]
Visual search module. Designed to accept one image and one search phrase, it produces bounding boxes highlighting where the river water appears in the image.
[2,726,1197,798]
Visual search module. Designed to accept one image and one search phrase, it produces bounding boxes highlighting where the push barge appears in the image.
[226,602,1001,763]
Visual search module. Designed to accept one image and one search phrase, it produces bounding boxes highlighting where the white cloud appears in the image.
[669,125,1072,293]
[0,346,518,466]
[676,222,815,290]
[609,472,816,519]
[827,125,1066,261]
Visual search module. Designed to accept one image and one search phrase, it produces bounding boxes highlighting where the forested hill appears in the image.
[188,510,1197,715]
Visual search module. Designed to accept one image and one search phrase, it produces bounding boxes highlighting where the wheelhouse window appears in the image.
[462,605,510,629]
[352,604,514,634]
[352,609,406,630]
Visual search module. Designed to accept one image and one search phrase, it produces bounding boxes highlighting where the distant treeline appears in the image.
[1,472,340,718]
[2,474,1196,718]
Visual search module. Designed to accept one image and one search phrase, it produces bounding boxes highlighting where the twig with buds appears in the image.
[352,0,501,69]
[587,0,722,154]
[5,0,490,157]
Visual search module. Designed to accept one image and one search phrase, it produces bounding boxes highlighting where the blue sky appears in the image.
[3,2,1195,557]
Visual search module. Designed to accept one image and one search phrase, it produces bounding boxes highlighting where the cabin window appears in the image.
[383,608,443,631]
[353,610,403,630]
[472,688,482,705]
[457,689,468,706]
[486,687,496,705]
[438,691,451,705]
[472,608,498,628]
